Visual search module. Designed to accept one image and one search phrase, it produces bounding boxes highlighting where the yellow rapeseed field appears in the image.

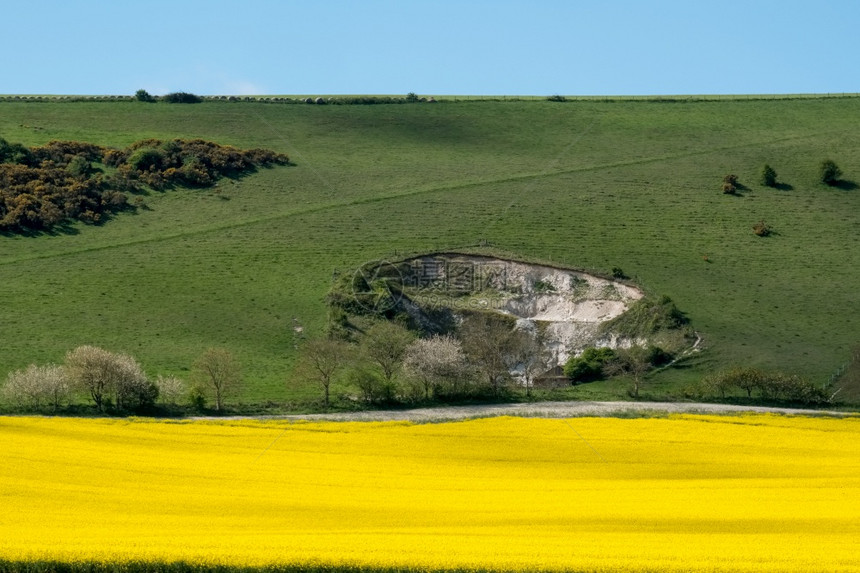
[1,414,858,572]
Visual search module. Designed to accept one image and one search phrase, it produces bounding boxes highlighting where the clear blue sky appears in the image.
[4,0,859,96]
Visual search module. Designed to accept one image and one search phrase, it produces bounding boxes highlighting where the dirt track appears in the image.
[205,401,855,423]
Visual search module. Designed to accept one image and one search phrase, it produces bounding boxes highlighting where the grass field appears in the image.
[1,414,858,572]
[1,98,859,405]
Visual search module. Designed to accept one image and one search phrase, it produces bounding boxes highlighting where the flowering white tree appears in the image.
[2,363,69,411]
[65,345,155,411]
[403,335,469,399]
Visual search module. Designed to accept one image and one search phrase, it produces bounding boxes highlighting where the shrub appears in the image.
[0,137,289,234]
[66,155,94,178]
[819,159,842,185]
[721,174,739,194]
[162,92,203,104]
[602,295,688,338]
[127,147,166,172]
[346,366,395,405]
[564,347,616,383]
[760,164,777,187]
[547,94,567,102]
[611,267,627,279]
[134,89,156,102]
[752,220,772,237]
[0,137,32,164]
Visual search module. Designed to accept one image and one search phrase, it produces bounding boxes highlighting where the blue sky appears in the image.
[3,0,859,96]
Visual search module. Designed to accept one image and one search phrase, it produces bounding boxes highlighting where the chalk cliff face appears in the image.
[398,254,644,367]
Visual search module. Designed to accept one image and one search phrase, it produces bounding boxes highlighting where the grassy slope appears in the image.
[1,99,858,404]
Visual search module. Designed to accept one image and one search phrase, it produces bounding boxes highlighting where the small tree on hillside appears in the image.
[296,338,351,409]
[519,326,551,398]
[604,345,652,399]
[191,348,241,412]
[361,321,415,386]
[722,173,739,194]
[819,159,842,185]
[760,164,777,187]
[459,314,529,396]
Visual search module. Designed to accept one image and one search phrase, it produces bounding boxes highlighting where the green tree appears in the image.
[760,164,777,187]
[134,89,156,102]
[361,321,415,385]
[564,347,615,383]
[604,345,652,399]
[819,159,842,185]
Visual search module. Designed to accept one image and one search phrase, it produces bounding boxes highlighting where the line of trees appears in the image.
[296,314,542,409]
[1,346,241,414]
[696,367,829,404]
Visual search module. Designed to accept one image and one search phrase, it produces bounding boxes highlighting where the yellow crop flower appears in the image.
[0,414,857,572]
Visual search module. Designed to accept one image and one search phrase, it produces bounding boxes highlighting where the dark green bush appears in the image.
[127,147,166,172]
[564,347,616,383]
[611,267,627,279]
[760,164,777,187]
[134,89,156,102]
[602,295,688,339]
[162,92,203,104]
[819,159,842,185]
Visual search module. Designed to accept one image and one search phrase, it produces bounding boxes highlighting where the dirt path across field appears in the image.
[201,401,855,423]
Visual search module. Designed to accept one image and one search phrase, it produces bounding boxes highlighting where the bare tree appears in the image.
[605,346,652,399]
[2,363,69,411]
[519,326,551,398]
[361,321,415,385]
[192,348,241,411]
[296,338,351,409]
[459,314,529,396]
[403,335,468,400]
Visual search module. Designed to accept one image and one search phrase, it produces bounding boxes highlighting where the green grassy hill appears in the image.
[1,98,858,405]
